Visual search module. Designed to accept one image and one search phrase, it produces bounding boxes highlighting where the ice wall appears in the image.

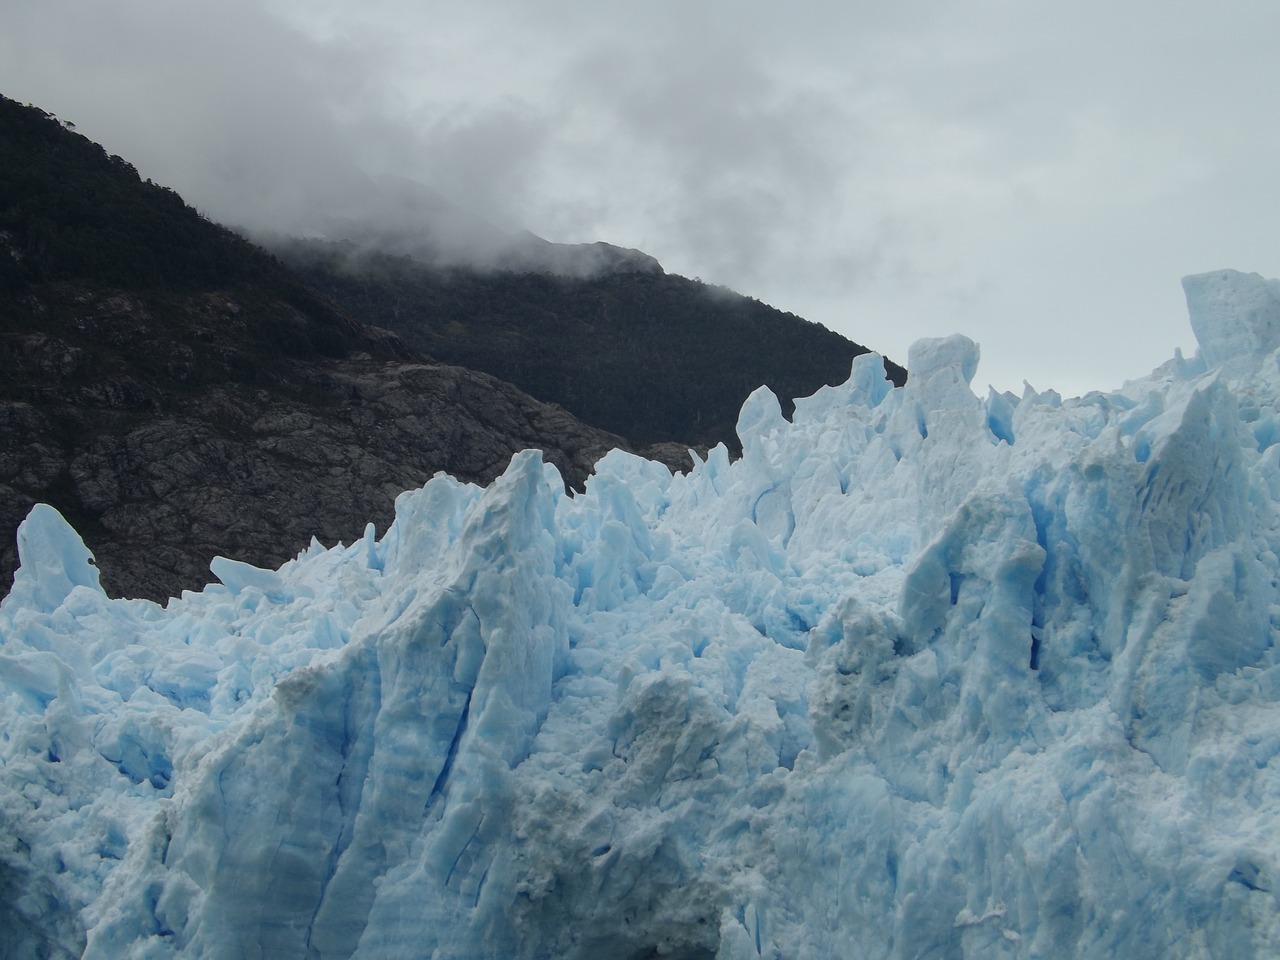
[4,269,1280,958]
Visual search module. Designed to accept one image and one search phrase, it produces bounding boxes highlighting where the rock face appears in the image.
[0,95,652,601]
[1,284,634,601]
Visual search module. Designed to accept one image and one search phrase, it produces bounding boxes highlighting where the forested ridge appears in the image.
[279,239,906,450]
[0,96,624,599]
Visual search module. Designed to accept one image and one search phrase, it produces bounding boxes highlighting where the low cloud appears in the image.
[4,0,1278,393]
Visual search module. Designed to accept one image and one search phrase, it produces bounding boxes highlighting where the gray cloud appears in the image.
[0,0,375,228]
[3,0,1279,394]
[540,42,865,281]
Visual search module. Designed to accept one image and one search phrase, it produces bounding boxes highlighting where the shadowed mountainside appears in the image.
[273,239,906,451]
[2,93,906,600]
[0,96,631,600]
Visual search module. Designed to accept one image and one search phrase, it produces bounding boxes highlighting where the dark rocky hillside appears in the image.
[273,241,907,451]
[0,96,630,600]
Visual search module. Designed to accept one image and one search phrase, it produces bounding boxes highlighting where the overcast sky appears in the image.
[4,0,1278,397]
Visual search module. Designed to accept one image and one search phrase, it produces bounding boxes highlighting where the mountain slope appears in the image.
[274,239,907,450]
[0,96,628,600]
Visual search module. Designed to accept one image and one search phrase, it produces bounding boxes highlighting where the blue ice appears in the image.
[4,269,1280,958]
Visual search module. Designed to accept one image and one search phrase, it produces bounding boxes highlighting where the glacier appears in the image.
[4,268,1280,958]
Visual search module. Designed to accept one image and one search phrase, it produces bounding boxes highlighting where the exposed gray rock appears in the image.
[2,286,647,602]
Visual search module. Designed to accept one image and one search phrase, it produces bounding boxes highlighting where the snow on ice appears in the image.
[5,269,1280,958]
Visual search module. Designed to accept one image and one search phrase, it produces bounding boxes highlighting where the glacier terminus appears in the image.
[5,269,1280,958]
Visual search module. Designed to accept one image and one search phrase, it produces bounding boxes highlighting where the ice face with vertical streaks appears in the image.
[4,269,1280,959]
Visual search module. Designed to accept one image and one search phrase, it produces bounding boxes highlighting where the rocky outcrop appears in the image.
[1,283,636,602]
